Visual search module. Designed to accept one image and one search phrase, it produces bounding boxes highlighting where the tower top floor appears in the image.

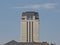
[22,11,39,20]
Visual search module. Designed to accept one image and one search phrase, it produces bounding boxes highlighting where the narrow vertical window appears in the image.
[27,22,28,42]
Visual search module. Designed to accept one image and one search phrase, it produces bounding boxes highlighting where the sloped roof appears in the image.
[4,40,18,45]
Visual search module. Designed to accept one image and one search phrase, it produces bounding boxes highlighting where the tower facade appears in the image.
[21,11,39,42]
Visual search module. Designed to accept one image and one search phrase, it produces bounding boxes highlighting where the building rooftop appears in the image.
[4,40,49,45]
[22,11,39,16]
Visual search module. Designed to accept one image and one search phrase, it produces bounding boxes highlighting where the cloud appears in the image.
[13,3,58,9]
[42,3,57,9]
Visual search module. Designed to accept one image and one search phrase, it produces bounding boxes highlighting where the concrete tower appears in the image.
[21,11,39,42]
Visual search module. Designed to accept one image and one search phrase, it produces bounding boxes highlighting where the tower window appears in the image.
[27,14,33,20]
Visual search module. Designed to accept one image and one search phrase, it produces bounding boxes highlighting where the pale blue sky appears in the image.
[0,0,60,45]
